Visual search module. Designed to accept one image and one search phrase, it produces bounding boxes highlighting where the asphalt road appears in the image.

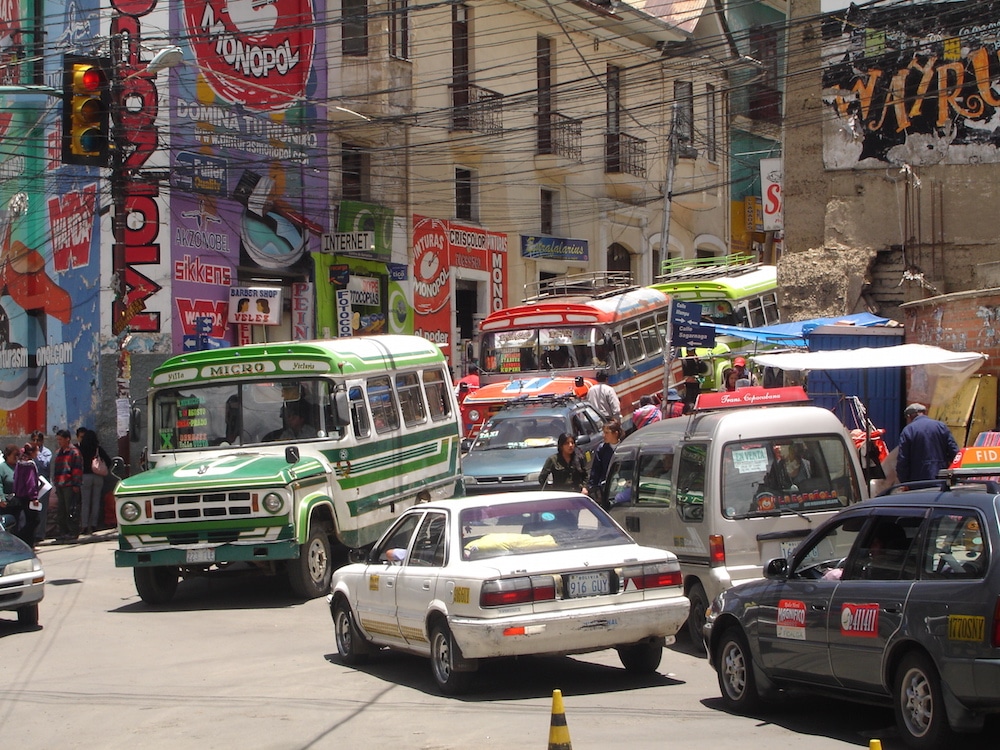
[2,534,993,749]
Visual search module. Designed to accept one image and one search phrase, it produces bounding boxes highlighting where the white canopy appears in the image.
[753,343,987,379]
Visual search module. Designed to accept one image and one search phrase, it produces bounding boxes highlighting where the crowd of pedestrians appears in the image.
[0,427,112,547]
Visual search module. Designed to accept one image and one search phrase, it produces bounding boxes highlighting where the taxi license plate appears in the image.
[566,571,610,598]
[186,547,215,564]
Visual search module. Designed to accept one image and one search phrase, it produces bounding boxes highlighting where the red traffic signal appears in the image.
[62,54,111,166]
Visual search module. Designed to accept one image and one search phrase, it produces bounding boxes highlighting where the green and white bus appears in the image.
[114,335,463,604]
[651,253,779,328]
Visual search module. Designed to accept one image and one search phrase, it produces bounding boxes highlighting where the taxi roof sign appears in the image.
[694,385,810,411]
[950,447,1000,474]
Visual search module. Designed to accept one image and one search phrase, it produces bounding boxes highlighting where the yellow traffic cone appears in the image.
[869,741,882,750]
[548,689,572,750]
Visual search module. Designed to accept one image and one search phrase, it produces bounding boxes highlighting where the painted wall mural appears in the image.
[823,1,1000,168]
[169,0,329,351]
[0,0,103,435]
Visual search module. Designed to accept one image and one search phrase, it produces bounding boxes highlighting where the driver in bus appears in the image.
[277,401,317,440]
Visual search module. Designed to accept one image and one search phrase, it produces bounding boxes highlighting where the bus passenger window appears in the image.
[423,368,452,421]
[368,375,400,433]
[621,322,644,364]
[676,444,707,522]
[396,372,427,426]
[349,386,371,438]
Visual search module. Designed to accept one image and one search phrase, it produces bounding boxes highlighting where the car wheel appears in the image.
[894,651,953,749]
[715,627,760,712]
[134,566,179,605]
[686,581,709,648]
[332,598,371,665]
[16,603,39,626]
[430,623,473,695]
[617,640,663,673]
[287,526,332,599]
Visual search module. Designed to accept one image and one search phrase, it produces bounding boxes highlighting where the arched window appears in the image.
[607,243,631,274]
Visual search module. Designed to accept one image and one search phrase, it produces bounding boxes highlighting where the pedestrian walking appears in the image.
[13,444,40,547]
[31,430,54,542]
[587,370,620,421]
[631,395,662,430]
[587,420,623,500]
[77,428,111,535]
[0,444,20,531]
[896,403,959,482]
[662,388,686,418]
[53,429,84,542]
[538,433,588,492]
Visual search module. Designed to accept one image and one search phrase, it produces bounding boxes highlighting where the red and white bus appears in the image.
[477,273,671,418]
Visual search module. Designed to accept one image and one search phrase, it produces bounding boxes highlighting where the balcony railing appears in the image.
[450,83,503,134]
[537,111,582,161]
[605,131,646,177]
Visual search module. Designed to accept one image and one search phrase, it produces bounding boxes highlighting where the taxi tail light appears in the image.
[622,562,682,589]
[992,597,1000,648]
[709,535,726,567]
[480,576,556,607]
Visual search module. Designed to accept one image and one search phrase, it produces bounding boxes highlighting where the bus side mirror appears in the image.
[285,446,300,464]
[130,405,142,442]
[333,391,352,427]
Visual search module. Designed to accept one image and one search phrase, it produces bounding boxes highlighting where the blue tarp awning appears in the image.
[713,312,891,347]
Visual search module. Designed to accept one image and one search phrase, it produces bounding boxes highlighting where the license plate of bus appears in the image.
[186,547,215,564]
[566,571,610,598]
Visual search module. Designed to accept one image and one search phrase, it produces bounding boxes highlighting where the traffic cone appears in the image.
[547,689,572,750]
[869,741,882,750]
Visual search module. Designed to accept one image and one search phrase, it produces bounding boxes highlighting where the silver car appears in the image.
[0,519,45,626]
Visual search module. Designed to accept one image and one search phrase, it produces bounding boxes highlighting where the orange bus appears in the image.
[477,273,671,420]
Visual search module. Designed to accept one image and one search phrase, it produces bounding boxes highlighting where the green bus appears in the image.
[115,335,463,604]
[651,253,779,328]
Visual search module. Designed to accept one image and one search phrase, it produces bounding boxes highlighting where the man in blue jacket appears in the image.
[896,403,959,482]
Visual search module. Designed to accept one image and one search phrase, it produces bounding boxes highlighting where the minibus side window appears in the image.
[396,371,427,426]
[676,444,707,522]
[636,452,674,505]
[423,368,452,421]
[605,458,636,507]
[349,386,371,439]
[368,376,400,433]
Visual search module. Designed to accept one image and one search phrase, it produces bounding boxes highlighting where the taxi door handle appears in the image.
[386,579,394,589]
[422,581,431,591]
[883,604,902,614]
[810,604,827,612]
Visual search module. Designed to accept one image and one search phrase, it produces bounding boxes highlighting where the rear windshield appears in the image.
[458,495,630,560]
[722,435,861,519]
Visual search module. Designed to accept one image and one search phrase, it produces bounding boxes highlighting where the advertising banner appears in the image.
[228,287,283,325]
[759,158,783,232]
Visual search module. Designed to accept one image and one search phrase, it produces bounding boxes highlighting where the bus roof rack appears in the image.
[523,271,636,302]
[654,253,761,284]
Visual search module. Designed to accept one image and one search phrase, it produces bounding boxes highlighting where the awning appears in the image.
[754,343,987,379]
[713,312,890,347]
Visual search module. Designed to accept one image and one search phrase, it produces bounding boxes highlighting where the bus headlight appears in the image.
[468,408,481,422]
[120,501,141,522]
[262,492,284,514]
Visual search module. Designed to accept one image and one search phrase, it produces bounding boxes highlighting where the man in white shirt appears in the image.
[587,370,620,421]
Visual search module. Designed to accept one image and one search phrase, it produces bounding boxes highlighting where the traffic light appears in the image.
[62,54,111,167]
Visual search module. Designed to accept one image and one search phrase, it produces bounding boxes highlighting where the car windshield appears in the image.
[723,435,862,519]
[470,414,564,451]
[459,495,631,559]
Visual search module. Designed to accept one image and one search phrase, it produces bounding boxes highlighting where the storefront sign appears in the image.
[520,235,588,261]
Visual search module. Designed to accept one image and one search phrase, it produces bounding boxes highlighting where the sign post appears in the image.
[663,298,716,403]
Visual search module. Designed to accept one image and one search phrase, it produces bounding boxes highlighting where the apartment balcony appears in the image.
[605,131,646,178]
[450,84,503,135]
[536,111,582,162]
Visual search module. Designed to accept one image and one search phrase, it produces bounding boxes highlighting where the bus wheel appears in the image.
[134,566,179,605]
[288,527,332,598]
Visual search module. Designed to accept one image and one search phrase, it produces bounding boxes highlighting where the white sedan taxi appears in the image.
[329,491,689,694]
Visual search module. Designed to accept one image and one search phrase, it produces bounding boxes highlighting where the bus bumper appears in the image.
[114,538,300,568]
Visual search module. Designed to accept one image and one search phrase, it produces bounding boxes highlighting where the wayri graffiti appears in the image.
[823,1,1000,167]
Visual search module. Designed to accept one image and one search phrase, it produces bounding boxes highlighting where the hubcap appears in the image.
[722,642,747,699]
[433,631,452,681]
[336,610,351,653]
[901,668,933,737]
[307,538,328,583]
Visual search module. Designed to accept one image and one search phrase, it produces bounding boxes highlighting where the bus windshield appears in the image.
[151,379,336,452]
[480,326,611,375]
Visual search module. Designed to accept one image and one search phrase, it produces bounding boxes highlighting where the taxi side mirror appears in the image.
[765,557,788,579]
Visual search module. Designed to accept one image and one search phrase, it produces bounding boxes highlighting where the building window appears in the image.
[456,167,477,221]
[674,80,693,147]
[541,189,555,235]
[389,0,409,59]
[342,144,369,201]
[706,83,717,162]
[452,4,471,125]
[537,36,553,154]
[607,242,630,274]
[343,0,368,57]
